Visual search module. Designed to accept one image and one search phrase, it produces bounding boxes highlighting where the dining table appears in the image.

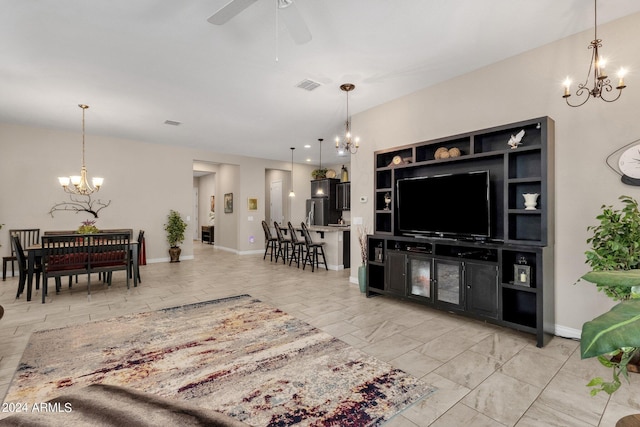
[25,239,139,302]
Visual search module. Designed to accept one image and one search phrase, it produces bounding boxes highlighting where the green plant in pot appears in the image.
[580,270,640,396]
[311,168,327,180]
[584,195,640,300]
[164,210,187,262]
[77,219,99,234]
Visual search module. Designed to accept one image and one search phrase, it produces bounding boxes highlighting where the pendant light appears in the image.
[58,104,104,195]
[316,138,324,195]
[289,147,295,197]
[335,83,360,155]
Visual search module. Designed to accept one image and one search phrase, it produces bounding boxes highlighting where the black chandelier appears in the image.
[562,0,627,107]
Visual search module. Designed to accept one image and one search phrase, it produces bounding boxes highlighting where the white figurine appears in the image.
[508,129,525,149]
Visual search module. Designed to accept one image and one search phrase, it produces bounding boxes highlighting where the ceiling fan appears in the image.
[207,0,312,45]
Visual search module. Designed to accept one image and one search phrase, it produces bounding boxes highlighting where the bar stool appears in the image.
[300,222,327,272]
[274,221,293,264]
[261,221,277,261]
[287,221,305,268]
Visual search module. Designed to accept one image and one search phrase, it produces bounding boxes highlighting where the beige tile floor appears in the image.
[1,243,639,426]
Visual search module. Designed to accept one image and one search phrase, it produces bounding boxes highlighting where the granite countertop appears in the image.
[306,225,351,232]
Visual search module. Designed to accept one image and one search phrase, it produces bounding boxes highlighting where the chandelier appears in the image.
[58,104,103,195]
[335,83,360,155]
[562,0,627,107]
[316,138,325,195]
[289,147,296,198]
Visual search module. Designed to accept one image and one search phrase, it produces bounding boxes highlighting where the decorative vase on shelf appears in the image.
[358,265,367,293]
[523,193,539,210]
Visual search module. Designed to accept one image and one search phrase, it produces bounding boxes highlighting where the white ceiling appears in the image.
[2,0,640,165]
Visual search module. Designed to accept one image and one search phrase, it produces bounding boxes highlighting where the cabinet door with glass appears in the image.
[434,259,463,309]
[407,254,433,302]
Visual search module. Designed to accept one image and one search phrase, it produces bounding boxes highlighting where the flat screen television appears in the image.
[396,170,490,239]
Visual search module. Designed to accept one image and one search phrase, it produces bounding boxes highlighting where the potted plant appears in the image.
[578,195,640,397]
[580,270,640,395]
[164,210,187,262]
[311,168,327,180]
[77,219,99,234]
[583,195,640,300]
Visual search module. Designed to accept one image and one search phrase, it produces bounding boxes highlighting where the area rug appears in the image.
[3,295,436,426]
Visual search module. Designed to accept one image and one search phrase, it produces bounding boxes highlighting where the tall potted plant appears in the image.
[580,270,640,396]
[164,210,187,262]
[583,195,640,300]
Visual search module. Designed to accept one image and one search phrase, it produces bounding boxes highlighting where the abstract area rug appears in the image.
[3,295,436,426]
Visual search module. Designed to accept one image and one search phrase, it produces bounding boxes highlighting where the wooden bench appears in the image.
[41,233,130,303]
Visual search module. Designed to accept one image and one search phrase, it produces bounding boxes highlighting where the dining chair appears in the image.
[261,221,277,262]
[41,235,89,303]
[3,228,40,281]
[273,221,293,264]
[300,222,327,272]
[287,221,305,268]
[134,230,144,283]
[90,232,131,292]
[43,230,80,287]
[12,235,42,299]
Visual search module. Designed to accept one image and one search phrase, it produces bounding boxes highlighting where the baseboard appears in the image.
[146,255,194,264]
[237,249,263,255]
[554,324,581,340]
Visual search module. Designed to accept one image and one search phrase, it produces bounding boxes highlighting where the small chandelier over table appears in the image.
[335,83,360,155]
[58,104,103,195]
[562,0,627,107]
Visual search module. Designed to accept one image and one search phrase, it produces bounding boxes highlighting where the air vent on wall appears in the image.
[296,79,321,91]
[164,120,182,126]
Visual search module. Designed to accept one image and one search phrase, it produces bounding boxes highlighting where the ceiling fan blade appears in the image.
[207,0,258,25]
[279,2,312,44]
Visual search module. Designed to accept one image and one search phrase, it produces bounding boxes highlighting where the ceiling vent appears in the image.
[296,79,321,91]
[164,120,182,126]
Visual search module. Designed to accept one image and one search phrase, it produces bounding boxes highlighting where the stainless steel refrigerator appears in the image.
[306,198,339,226]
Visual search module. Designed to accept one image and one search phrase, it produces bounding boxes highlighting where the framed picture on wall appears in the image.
[210,195,215,212]
[248,197,258,211]
[224,193,233,213]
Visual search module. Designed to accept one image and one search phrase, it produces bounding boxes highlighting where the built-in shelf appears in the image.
[368,116,555,347]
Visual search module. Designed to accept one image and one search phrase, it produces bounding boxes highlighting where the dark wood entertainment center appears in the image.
[367,116,555,347]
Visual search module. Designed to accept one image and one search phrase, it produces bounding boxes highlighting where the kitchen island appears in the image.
[299,225,350,270]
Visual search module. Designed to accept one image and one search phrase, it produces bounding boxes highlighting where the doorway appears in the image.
[270,180,283,226]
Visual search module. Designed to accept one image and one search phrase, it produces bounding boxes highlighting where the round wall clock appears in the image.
[618,144,640,185]
[606,138,640,186]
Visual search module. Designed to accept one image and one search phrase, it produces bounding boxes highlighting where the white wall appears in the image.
[0,124,305,260]
[348,12,640,334]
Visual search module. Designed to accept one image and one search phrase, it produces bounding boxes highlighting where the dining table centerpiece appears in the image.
[77,220,99,234]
